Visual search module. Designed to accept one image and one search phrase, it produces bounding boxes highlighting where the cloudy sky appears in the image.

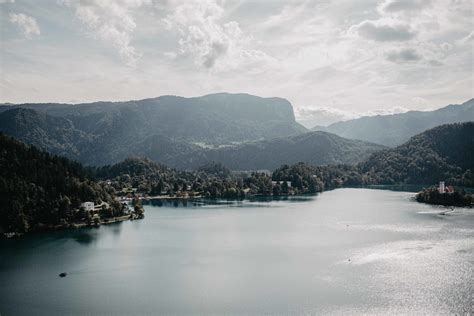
[1,0,472,126]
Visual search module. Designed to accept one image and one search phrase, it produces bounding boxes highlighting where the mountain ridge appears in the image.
[312,99,474,146]
[0,93,307,166]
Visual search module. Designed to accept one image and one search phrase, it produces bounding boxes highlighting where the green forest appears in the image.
[415,187,473,207]
[96,123,474,198]
[0,134,125,233]
[1,122,473,234]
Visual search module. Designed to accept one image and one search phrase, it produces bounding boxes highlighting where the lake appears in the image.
[1,188,473,315]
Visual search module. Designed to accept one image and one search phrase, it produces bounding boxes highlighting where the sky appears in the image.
[0,0,473,127]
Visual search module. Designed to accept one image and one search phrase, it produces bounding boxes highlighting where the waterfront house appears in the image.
[271,181,292,187]
[81,202,94,212]
[94,202,109,212]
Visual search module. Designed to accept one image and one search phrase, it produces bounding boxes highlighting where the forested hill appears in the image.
[95,123,473,204]
[0,105,383,170]
[273,122,474,190]
[0,134,121,233]
[314,99,474,146]
[164,131,385,170]
[0,108,91,161]
[1,122,472,234]
[0,93,307,166]
[358,122,474,185]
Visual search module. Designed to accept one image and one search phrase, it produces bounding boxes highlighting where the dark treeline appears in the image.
[357,122,473,186]
[1,122,472,233]
[415,187,473,207]
[95,158,274,199]
[0,134,124,233]
[273,123,474,190]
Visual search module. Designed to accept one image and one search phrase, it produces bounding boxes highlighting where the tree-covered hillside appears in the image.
[274,122,474,189]
[166,131,385,170]
[0,134,123,233]
[359,122,474,185]
[97,123,473,201]
[1,93,387,170]
[0,108,91,161]
[314,99,474,146]
[0,93,307,165]
[95,158,275,198]
[1,122,472,234]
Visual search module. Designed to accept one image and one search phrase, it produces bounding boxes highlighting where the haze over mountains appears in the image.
[313,99,474,146]
[0,93,472,170]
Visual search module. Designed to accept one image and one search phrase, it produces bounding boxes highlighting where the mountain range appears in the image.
[1,94,472,170]
[0,93,383,169]
[273,122,474,189]
[313,99,474,146]
[0,93,306,166]
[2,120,473,234]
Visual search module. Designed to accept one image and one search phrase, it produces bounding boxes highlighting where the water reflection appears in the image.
[1,188,472,315]
[73,231,96,245]
[143,195,318,208]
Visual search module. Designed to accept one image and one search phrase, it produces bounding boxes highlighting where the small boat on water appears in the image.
[59,272,67,278]
[439,207,455,216]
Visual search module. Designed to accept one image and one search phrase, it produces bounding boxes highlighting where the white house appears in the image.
[94,202,109,212]
[81,202,94,212]
[271,181,292,187]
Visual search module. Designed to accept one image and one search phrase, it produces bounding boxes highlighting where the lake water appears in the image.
[1,188,473,315]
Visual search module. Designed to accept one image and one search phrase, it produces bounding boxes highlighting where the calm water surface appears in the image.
[1,188,473,315]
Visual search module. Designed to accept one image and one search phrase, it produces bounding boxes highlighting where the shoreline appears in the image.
[2,215,138,240]
[70,215,133,229]
[6,186,473,239]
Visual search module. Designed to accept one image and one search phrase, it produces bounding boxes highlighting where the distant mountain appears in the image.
[313,99,474,146]
[358,122,474,185]
[273,122,474,190]
[1,93,306,143]
[165,131,385,170]
[0,93,307,165]
[0,108,91,161]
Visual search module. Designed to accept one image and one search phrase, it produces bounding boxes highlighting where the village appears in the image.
[77,199,145,228]
[111,179,294,201]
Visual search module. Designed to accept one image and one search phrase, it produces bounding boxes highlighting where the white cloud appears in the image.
[9,13,40,39]
[1,0,472,122]
[60,0,150,66]
[351,19,416,42]
[386,48,422,63]
[295,106,357,128]
[379,0,432,14]
[440,42,453,51]
[459,30,474,44]
[162,0,274,70]
[295,105,415,128]
[364,106,411,116]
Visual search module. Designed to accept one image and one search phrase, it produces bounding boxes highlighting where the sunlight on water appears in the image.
[1,188,473,315]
